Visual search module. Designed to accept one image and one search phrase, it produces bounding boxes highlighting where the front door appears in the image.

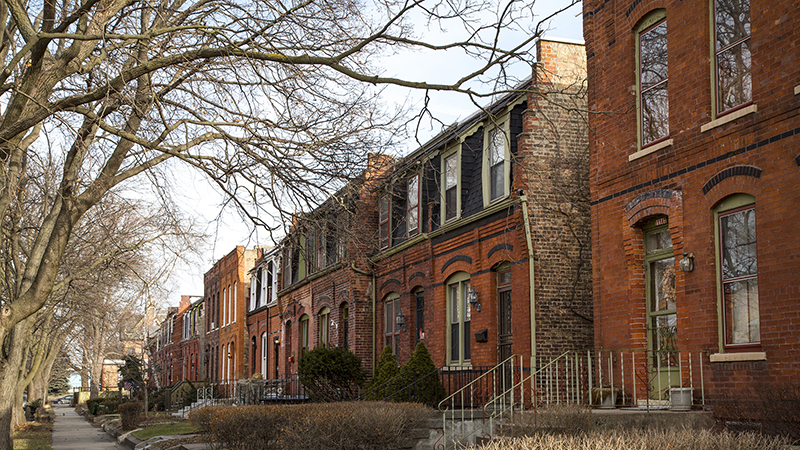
[497,269,513,393]
[644,219,679,399]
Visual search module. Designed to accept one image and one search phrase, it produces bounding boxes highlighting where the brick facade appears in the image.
[585,0,800,405]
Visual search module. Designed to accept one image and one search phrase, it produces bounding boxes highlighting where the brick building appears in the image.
[372,39,592,369]
[265,154,393,378]
[584,0,799,405]
[203,246,258,382]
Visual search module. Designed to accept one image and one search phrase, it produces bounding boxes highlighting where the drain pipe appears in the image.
[519,195,537,359]
[351,262,377,375]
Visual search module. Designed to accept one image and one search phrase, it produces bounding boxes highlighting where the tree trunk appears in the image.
[0,322,27,450]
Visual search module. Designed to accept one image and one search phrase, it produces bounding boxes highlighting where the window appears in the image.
[261,332,268,378]
[319,307,331,347]
[384,293,400,354]
[484,123,510,205]
[300,314,309,358]
[443,151,459,222]
[307,230,318,274]
[325,222,340,265]
[446,273,471,365]
[644,220,677,368]
[341,303,349,349]
[714,0,751,114]
[379,195,390,248]
[266,261,275,304]
[407,175,420,236]
[716,194,759,347]
[415,290,425,342]
[637,11,669,147]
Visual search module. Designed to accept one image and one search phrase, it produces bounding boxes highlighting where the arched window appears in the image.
[446,272,471,365]
[383,293,400,354]
[318,307,331,348]
[715,194,759,348]
[300,315,310,358]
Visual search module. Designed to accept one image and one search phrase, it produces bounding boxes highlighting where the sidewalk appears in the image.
[51,404,127,450]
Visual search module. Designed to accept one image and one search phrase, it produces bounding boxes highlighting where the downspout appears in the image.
[351,262,376,376]
[519,195,537,358]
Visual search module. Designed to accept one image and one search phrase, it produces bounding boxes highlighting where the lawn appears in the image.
[132,422,202,440]
[12,422,52,450]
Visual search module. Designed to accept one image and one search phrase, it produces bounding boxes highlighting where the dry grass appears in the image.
[471,429,790,450]
[13,421,53,450]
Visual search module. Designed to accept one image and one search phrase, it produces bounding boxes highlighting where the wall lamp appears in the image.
[679,253,695,272]
[273,336,280,345]
[468,286,481,312]
[395,309,407,332]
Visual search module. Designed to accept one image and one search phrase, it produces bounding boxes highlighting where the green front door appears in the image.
[644,220,679,399]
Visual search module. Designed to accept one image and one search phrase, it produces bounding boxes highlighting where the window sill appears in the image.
[709,351,766,363]
[629,138,673,162]
[795,85,800,95]
[701,104,758,133]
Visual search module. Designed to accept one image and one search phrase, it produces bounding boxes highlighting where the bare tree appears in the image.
[0,0,579,445]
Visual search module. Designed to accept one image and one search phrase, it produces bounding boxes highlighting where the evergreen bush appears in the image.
[364,346,400,401]
[298,346,366,402]
[397,341,445,406]
[118,402,143,430]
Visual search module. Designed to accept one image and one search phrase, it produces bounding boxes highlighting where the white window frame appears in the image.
[379,194,390,249]
[441,145,461,224]
[482,120,511,206]
[384,293,400,355]
[407,174,421,237]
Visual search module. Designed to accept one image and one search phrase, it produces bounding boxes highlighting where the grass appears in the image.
[131,422,202,440]
[12,422,52,450]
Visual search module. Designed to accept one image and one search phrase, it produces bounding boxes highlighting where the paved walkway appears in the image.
[51,404,127,450]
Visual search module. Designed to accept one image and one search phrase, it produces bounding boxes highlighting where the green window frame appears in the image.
[318,307,331,348]
[384,293,400,354]
[300,314,309,358]
[446,272,471,365]
[636,10,669,149]
[441,146,461,224]
[714,194,759,350]
[643,218,677,369]
[712,0,751,117]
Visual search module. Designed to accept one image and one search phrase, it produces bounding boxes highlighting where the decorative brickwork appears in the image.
[585,0,800,409]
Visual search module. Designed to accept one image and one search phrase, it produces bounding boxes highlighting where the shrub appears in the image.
[148,387,166,411]
[473,429,789,450]
[500,405,592,437]
[396,341,445,406]
[298,346,366,402]
[364,346,400,401]
[118,402,143,430]
[86,399,102,416]
[206,405,288,450]
[188,406,217,433]
[278,402,433,450]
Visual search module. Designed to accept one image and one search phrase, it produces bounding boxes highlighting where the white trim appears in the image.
[709,352,766,363]
[701,103,758,133]
[795,85,800,95]
[629,138,673,161]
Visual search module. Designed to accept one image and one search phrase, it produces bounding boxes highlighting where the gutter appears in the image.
[519,195,537,358]
[351,262,376,376]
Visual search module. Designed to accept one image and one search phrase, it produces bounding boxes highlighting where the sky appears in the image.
[164,0,585,304]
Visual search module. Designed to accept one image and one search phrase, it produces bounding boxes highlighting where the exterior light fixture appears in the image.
[395,309,407,332]
[679,253,694,272]
[273,336,280,345]
[468,286,481,312]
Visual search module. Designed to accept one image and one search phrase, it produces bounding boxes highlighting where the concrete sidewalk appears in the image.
[51,404,127,450]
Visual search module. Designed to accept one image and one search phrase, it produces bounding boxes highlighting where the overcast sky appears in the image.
[165,1,584,304]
